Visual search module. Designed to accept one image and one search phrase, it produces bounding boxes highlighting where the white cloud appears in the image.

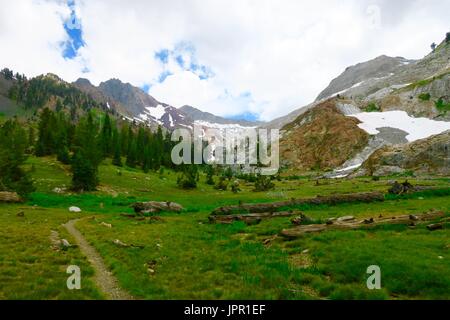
[0,0,449,121]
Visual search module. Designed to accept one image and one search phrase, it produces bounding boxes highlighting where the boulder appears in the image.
[388,180,415,195]
[69,206,82,213]
[373,166,405,177]
[132,201,184,214]
[0,192,22,203]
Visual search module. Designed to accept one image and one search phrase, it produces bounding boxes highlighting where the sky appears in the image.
[0,0,448,121]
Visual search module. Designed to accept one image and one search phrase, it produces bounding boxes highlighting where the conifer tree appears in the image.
[100,113,113,157]
[71,112,101,191]
[35,108,57,156]
[112,127,122,167]
[126,139,138,168]
[0,119,35,197]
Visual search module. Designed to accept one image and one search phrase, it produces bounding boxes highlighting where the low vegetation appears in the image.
[1,157,448,300]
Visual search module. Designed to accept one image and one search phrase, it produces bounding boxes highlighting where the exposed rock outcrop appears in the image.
[280,99,369,171]
[359,130,450,176]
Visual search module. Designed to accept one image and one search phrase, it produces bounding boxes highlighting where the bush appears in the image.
[365,102,380,112]
[231,180,241,193]
[177,165,198,189]
[435,98,450,112]
[253,174,275,192]
[214,176,229,191]
[418,93,431,101]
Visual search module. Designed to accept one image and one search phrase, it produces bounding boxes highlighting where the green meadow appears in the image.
[0,156,449,299]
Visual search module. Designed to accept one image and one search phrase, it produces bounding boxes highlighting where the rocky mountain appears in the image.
[95,79,192,129]
[75,78,262,131]
[180,105,263,127]
[73,78,132,117]
[277,35,450,176]
[316,55,415,101]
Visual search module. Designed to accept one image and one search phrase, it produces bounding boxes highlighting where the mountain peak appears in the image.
[316,55,413,101]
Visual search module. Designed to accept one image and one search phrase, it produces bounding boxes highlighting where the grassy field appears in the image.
[1,156,449,300]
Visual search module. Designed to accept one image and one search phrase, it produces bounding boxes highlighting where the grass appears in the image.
[1,155,449,300]
[0,205,102,299]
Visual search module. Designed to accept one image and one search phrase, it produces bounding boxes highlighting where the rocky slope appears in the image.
[316,55,415,101]
[357,130,450,176]
[277,35,450,175]
[280,99,369,171]
[95,79,192,129]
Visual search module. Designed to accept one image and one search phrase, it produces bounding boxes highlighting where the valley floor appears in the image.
[0,156,449,300]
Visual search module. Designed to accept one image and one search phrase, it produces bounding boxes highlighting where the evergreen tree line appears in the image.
[33,108,176,191]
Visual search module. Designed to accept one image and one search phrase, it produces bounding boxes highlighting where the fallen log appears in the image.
[0,192,22,203]
[211,192,384,216]
[209,211,299,224]
[280,211,446,238]
[427,223,444,231]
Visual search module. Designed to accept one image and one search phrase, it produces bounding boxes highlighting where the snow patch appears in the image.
[146,104,166,120]
[349,111,450,142]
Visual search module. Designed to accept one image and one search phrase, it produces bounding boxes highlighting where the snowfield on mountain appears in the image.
[349,110,450,142]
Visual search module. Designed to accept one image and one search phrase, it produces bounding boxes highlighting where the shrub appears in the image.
[365,102,380,112]
[214,176,229,191]
[418,93,431,101]
[253,174,275,192]
[177,165,198,189]
[435,98,450,112]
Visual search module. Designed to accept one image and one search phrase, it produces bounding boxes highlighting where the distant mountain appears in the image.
[76,78,193,130]
[74,78,263,130]
[73,78,132,117]
[316,55,414,101]
[179,105,264,127]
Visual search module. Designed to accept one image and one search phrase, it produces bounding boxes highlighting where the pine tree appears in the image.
[205,165,215,185]
[126,139,138,168]
[55,112,71,164]
[100,113,113,157]
[71,112,101,191]
[120,123,129,157]
[35,108,57,156]
[112,127,122,167]
[0,119,35,197]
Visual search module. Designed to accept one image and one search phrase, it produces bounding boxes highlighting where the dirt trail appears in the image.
[64,219,134,300]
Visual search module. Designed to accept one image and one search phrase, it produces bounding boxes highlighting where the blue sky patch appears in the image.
[155,49,169,64]
[154,42,214,82]
[226,112,260,122]
[61,0,85,59]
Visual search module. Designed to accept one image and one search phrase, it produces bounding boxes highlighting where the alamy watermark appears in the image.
[171,125,280,175]
[366,265,381,290]
[67,265,81,290]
